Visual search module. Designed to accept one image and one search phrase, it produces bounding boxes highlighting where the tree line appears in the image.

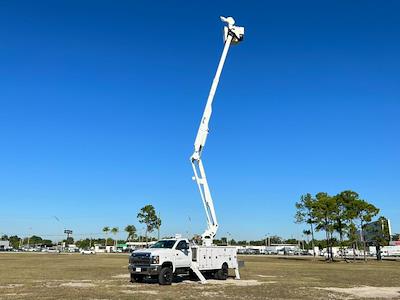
[1,204,162,249]
[101,204,161,247]
[1,235,53,249]
[295,190,389,261]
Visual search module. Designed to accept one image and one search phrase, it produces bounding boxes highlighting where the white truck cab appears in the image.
[129,239,191,285]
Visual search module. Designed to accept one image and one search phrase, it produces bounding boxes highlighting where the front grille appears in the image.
[130,252,151,265]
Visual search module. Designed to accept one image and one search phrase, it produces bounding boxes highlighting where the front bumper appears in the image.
[128,264,161,276]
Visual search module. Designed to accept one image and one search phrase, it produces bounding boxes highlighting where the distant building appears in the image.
[126,241,156,249]
[0,241,10,250]
[236,244,301,255]
[94,244,106,253]
[390,241,400,246]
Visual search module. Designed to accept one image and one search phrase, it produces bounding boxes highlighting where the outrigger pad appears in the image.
[234,268,241,280]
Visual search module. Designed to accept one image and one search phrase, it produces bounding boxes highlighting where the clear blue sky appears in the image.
[1,1,399,241]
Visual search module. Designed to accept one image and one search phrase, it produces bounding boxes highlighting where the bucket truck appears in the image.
[128,16,244,285]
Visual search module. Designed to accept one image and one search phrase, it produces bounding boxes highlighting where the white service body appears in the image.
[192,245,238,270]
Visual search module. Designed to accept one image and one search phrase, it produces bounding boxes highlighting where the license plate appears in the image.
[135,268,141,272]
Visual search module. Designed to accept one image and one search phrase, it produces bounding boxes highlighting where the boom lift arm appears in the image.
[190,16,244,246]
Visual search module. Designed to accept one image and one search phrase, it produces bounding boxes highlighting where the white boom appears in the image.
[190,16,244,246]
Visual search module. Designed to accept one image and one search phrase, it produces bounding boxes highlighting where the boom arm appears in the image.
[190,17,244,246]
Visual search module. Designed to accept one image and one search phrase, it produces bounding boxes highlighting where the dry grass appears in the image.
[0,253,399,299]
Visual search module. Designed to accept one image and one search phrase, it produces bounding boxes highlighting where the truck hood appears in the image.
[133,248,172,256]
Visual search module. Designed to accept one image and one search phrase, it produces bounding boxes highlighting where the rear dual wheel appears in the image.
[214,263,228,280]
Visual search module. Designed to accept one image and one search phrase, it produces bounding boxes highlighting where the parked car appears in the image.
[81,249,95,255]
[294,250,311,256]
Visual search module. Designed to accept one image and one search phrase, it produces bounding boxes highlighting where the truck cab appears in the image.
[128,238,191,285]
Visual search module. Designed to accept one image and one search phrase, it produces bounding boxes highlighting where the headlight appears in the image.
[151,255,159,264]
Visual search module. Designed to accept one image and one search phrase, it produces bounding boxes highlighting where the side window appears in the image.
[176,240,188,250]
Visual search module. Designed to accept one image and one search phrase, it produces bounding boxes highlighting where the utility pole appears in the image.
[227,232,232,245]
[265,233,270,247]
[188,216,192,240]
[27,227,32,249]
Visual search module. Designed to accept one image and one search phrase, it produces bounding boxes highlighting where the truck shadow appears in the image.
[135,274,236,285]
[135,275,192,284]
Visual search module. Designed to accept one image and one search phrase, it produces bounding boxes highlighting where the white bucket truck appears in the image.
[128,235,239,285]
[128,16,245,285]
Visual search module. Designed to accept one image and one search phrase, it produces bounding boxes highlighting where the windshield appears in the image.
[150,240,176,249]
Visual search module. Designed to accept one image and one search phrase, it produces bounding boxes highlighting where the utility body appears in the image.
[128,16,244,285]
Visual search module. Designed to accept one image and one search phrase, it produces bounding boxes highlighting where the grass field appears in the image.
[1,253,400,299]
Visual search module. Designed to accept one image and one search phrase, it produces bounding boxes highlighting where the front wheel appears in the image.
[158,267,173,285]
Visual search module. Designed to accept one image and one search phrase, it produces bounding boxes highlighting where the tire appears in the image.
[215,264,228,280]
[158,267,173,285]
[130,273,144,283]
[189,269,198,281]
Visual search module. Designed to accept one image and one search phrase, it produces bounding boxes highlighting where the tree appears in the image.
[156,215,162,241]
[137,205,160,244]
[8,235,21,249]
[42,239,53,247]
[103,226,110,247]
[347,223,359,261]
[295,193,317,257]
[333,191,358,259]
[63,237,74,245]
[313,192,337,261]
[285,238,298,245]
[124,225,137,242]
[335,190,363,261]
[29,235,43,246]
[111,227,119,249]
[269,235,283,245]
[369,216,390,261]
[353,200,379,261]
[76,239,91,249]
[1,234,9,241]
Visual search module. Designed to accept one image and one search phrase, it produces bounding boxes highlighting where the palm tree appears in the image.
[111,227,119,250]
[102,226,110,247]
[124,225,137,242]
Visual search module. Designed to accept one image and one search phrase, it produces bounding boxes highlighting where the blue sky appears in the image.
[0,1,399,241]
